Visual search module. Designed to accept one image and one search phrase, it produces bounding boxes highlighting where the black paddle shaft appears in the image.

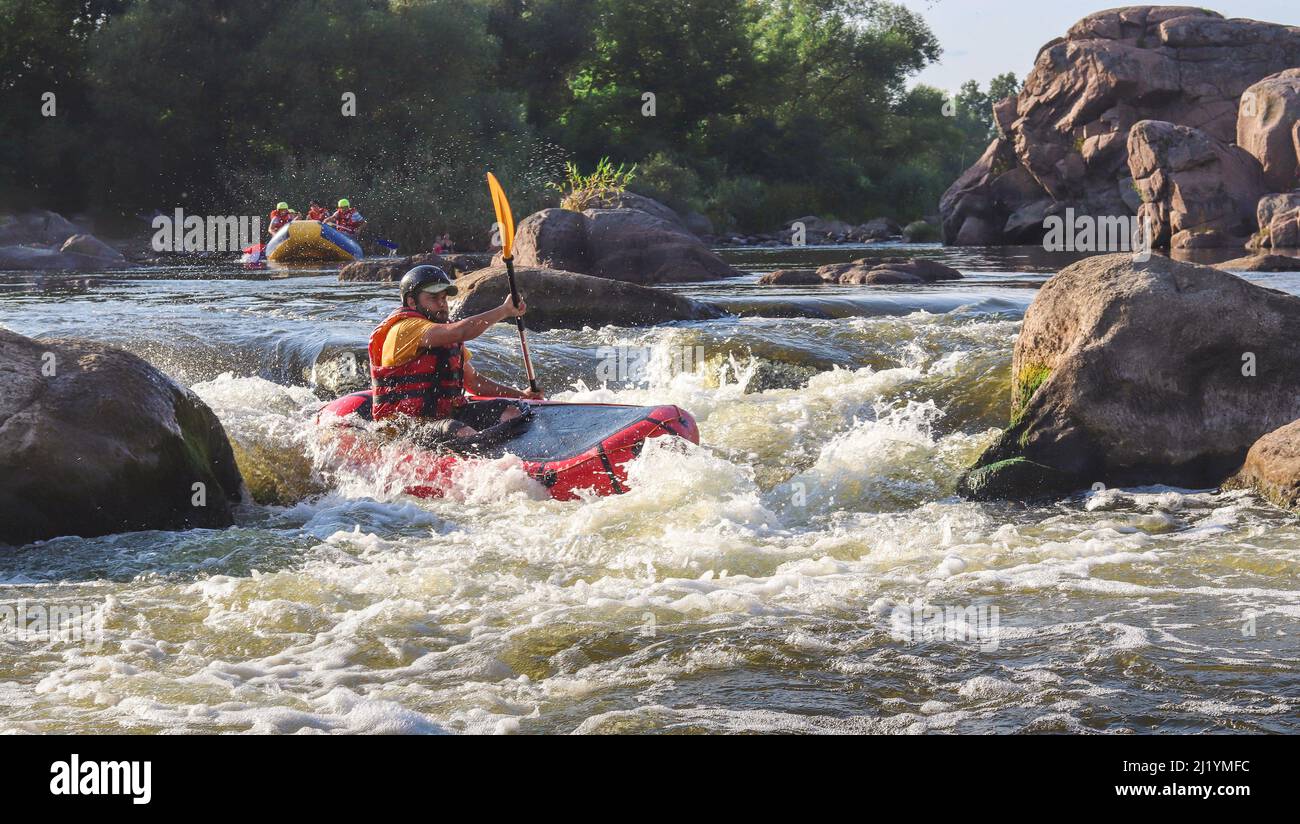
[503,257,539,393]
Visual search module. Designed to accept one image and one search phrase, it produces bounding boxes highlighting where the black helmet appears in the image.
[400,265,457,305]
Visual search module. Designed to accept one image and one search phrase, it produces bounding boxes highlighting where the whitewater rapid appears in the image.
[2,258,1299,733]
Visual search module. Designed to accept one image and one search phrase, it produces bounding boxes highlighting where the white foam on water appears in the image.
[6,313,1300,734]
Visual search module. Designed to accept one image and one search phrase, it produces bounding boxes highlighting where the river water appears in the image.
[2,243,1298,734]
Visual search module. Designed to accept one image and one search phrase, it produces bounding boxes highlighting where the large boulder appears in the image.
[584,207,736,283]
[506,195,738,283]
[504,208,590,273]
[1238,69,1300,192]
[449,265,726,331]
[583,190,688,232]
[958,254,1300,500]
[1248,191,1300,249]
[0,329,244,545]
[940,7,1300,246]
[1128,120,1265,247]
[683,211,714,237]
[60,233,126,262]
[0,210,81,246]
[1224,420,1300,508]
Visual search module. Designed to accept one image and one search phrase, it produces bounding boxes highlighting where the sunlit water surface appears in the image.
[1,244,1297,734]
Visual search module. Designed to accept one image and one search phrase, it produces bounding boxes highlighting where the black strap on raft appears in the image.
[596,445,624,494]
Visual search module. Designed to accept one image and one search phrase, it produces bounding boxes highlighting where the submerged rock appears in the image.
[757,268,826,285]
[0,329,245,545]
[958,254,1300,500]
[1214,254,1300,272]
[816,258,963,285]
[450,265,726,331]
[339,252,472,282]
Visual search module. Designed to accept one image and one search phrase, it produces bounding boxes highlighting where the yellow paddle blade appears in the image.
[486,172,516,260]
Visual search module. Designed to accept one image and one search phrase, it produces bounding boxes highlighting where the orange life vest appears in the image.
[368,308,466,420]
[332,207,362,234]
[307,206,329,221]
[269,209,295,233]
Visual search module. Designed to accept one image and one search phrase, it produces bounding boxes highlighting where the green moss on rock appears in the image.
[1010,363,1052,426]
[958,457,1068,501]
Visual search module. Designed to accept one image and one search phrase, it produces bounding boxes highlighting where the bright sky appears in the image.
[899,0,1300,92]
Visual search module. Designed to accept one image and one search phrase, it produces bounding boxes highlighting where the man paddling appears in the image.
[268,202,298,235]
[368,265,543,443]
[327,198,365,236]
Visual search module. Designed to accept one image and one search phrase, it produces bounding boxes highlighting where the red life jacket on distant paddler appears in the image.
[368,308,466,420]
[269,209,295,233]
[307,206,329,221]
[333,207,362,234]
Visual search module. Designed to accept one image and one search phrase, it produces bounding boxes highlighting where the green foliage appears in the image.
[2,0,1022,242]
[628,152,705,216]
[547,157,637,212]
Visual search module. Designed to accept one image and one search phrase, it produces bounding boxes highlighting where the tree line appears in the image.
[0,0,1017,247]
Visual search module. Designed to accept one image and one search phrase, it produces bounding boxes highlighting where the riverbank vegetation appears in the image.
[1,0,1016,246]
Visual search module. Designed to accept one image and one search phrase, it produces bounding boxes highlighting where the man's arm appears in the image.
[418,296,525,348]
[463,361,543,399]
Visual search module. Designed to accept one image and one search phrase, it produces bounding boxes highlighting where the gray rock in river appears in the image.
[959,254,1300,500]
[451,265,726,331]
[499,194,739,284]
[0,210,82,246]
[757,268,828,285]
[338,251,487,282]
[1214,254,1300,272]
[815,258,963,285]
[0,211,136,270]
[0,329,245,545]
